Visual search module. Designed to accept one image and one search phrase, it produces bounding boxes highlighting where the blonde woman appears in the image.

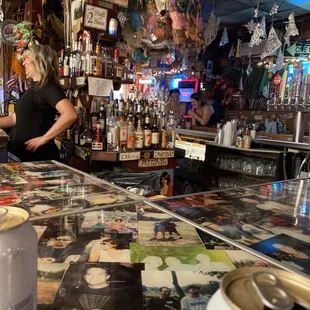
[0,44,77,161]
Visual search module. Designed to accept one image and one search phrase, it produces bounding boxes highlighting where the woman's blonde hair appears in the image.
[28,44,60,89]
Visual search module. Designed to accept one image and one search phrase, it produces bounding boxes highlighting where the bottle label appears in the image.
[110,127,118,144]
[144,129,152,147]
[80,138,86,146]
[127,134,135,149]
[135,131,143,149]
[92,116,98,131]
[107,132,112,144]
[161,130,167,148]
[151,132,159,144]
[120,126,128,144]
[99,118,105,132]
[92,141,103,151]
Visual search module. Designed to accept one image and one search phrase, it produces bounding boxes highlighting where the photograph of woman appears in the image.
[0,44,77,162]
[160,172,173,197]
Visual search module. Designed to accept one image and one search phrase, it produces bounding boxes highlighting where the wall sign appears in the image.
[285,43,310,57]
[138,158,168,168]
[119,152,140,161]
[88,77,113,97]
[0,20,17,45]
[154,150,174,159]
[83,3,108,31]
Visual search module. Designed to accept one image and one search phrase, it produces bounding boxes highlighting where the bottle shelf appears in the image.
[59,76,134,90]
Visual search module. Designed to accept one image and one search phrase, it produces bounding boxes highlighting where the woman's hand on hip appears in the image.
[25,136,49,152]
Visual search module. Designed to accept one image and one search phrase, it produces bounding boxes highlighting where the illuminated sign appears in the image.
[139,75,156,85]
[170,74,186,89]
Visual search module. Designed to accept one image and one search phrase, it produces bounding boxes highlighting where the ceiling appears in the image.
[200,0,310,25]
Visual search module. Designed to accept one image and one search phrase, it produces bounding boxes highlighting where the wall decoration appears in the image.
[244,20,256,34]
[0,20,18,46]
[83,3,108,31]
[204,12,220,47]
[261,26,282,60]
[219,27,228,47]
[284,13,299,47]
[269,3,279,16]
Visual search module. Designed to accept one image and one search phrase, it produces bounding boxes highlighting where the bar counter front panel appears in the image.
[0,161,309,309]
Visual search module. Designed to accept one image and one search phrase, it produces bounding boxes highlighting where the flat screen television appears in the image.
[179,88,195,102]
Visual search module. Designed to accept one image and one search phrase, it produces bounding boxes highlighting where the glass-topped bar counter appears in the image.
[0,161,309,309]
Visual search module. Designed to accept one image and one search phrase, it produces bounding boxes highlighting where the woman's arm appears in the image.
[191,106,213,126]
[0,114,16,128]
[25,99,77,152]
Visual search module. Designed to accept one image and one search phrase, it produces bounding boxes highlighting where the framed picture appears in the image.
[83,3,108,31]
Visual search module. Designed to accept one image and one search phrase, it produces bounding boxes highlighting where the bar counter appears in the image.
[0,161,309,309]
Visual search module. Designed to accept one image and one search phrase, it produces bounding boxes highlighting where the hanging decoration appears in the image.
[260,16,267,40]
[246,53,253,76]
[249,22,263,47]
[284,13,299,46]
[219,27,228,47]
[0,0,4,23]
[261,26,282,60]
[204,12,220,47]
[118,10,129,28]
[228,44,235,58]
[244,20,256,34]
[253,7,259,18]
[269,3,279,16]
[236,39,241,57]
[271,50,285,73]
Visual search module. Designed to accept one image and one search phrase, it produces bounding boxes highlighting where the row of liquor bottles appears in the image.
[65,93,176,152]
[58,31,134,80]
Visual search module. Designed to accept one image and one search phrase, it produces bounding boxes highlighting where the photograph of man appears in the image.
[181,285,209,310]
[147,286,180,310]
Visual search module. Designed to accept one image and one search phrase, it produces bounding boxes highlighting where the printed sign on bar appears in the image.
[138,158,168,168]
[119,152,140,161]
[153,150,174,159]
[83,3,108,31]
[88,77,113,97]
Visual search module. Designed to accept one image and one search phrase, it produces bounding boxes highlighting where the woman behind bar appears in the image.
[188,92,215,126]
[0,45,77,161]
[165,89,186,124]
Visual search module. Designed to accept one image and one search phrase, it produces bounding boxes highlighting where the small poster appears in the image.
[88,77,113,97]
[83,3,108,31]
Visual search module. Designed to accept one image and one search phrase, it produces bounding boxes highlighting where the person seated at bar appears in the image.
[0,45,77,162]
[188,92,217,126]
[165,88,186,124]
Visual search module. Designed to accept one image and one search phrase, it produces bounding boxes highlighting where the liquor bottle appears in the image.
[63,45,71,77]
[119,115,128,152]
[167,111,176,149]
[107,106,119,151]
[243,127,252,149]
[92,121,104,151]
[95,40,103,77]
[135,119,144,150]
[151,113,159,149]
[79,121,92,146]
[143,113,152,150]
[90,99,99,133]
[98,100,106,134]
[127,117,135,151]
[135,101,143,128]
[85,35,93,75]
[160,112,168,149]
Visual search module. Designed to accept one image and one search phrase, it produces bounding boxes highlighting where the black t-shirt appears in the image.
[9,81,66,161]
[148,297,181,310]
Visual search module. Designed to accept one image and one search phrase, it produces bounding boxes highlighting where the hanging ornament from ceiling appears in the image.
[284,13,299,46]
[249,22,263,47]
[271,50,285,73]
[228,44,235,58]
[244,20,256,34]
[261,26,282,59]
[0,0,3,22]
[246,52,253,76]
[204,12,220,47]
[219,27,228,47]
[253,7,259,18]
[269,3,279,16]
[260,16,267,40]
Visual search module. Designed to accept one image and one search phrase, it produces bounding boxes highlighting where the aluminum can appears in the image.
[0,207,37,309]
[108,18,118,35]
[207,267,310,310]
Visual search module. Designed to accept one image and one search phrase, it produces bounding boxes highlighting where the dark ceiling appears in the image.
[200,0,310,25]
